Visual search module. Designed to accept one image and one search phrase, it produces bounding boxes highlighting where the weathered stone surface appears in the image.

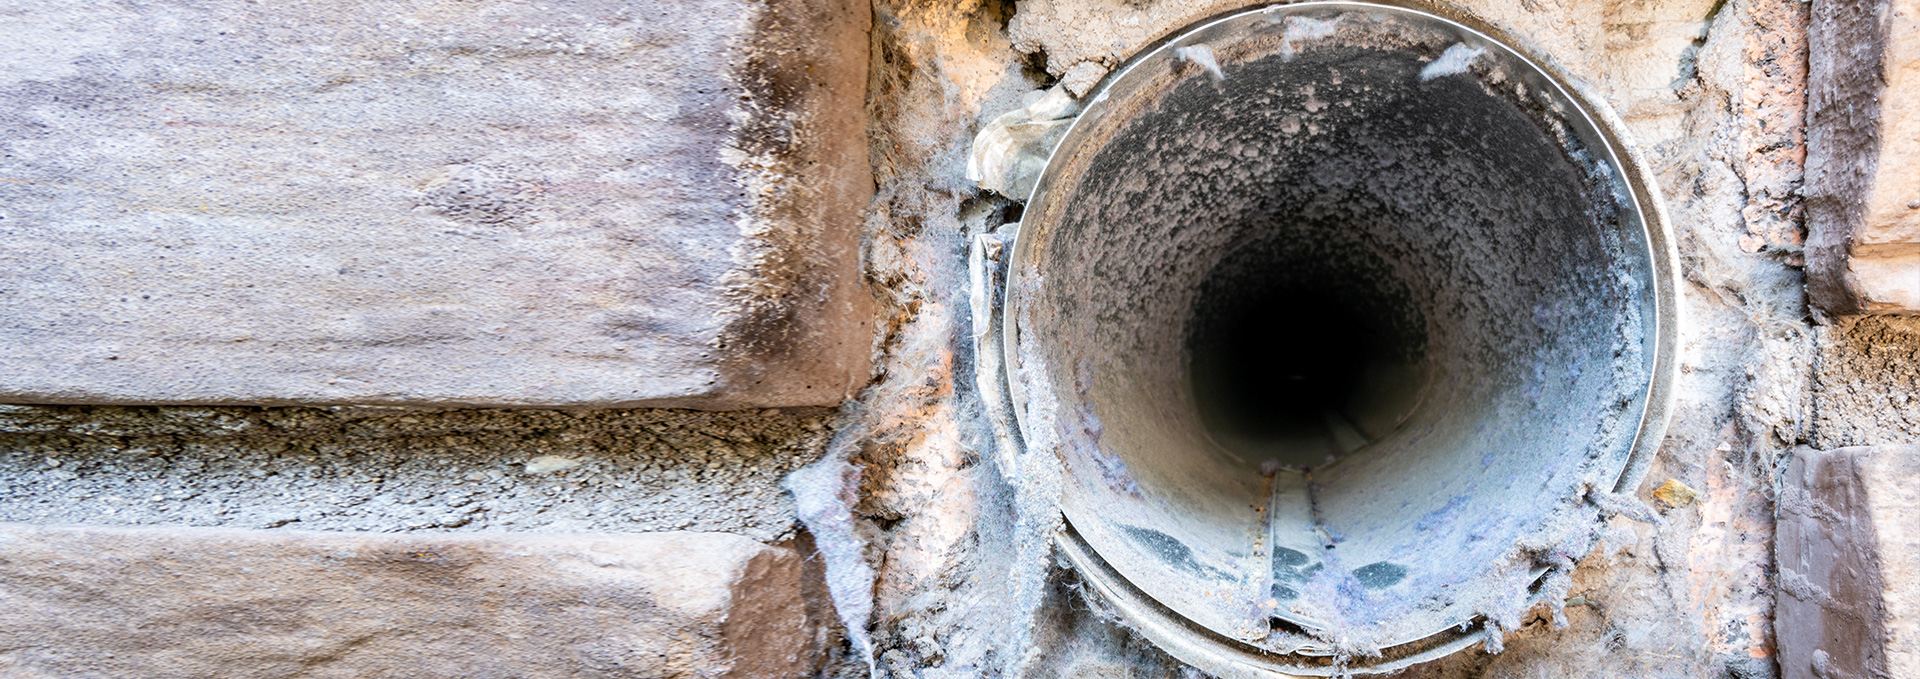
[1806,0,1920,316]
[0,405,835,539]
[0,0,872,408]
[1809,316,1920,449]
[0,524,823,678]
[1776,446,1920,679]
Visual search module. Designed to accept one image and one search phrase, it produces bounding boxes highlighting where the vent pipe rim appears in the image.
[995,1,1680,672]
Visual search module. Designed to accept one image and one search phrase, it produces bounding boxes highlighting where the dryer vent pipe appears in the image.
[994,3,1677,674]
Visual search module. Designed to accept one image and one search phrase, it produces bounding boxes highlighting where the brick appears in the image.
[0,525,823,678]
[1775,446,1920,678]
[0,0,872,408]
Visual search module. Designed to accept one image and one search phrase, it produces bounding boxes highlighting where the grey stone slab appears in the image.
[1806,0,1920,317]
[0,524,823,678]
[1776,445,1920,679]
[0,0,872,408]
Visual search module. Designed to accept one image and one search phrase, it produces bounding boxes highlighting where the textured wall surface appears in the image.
[8,0,1920,676]
[1805,0,1920,316]
[0,525,827,678]
[0,405,834,539]
[1811,316,1920,449]
[810,0,1815,676]
[1776,446,1920,679]
[0,0,872,409]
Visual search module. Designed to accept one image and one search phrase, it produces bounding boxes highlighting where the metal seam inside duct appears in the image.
[989,2,1678,674]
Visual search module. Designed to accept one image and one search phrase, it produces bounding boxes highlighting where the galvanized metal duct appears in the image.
[995,3,1677,674]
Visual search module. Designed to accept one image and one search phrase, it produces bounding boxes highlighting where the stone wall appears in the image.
[0,0,871,674]
[1805,0,1920,317]
[1775,446,1920,679]
[0,0,872,409]
[0,526,831,678]
[1,0,1917,677]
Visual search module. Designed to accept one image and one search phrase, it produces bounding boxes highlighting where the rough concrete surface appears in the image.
[1804,0,1920,316]
[0,524,823,678]
[1775,446,1920,679]
[0,405,833,541]
[0,0,873,408]
[1811,316,1920,449]
[791,0,1813,676]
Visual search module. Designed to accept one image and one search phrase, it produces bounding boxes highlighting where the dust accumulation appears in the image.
[0,0,1891,676]
[0,405,832,541]
[1811,316,1920,449]
[812,0,1817,676]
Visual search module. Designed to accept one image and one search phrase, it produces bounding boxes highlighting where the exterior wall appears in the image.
[0,0,872,409]
[0,0,1918,677]
[0,526,829,678]
[0,0,871,673]
[1806,0,1920,317]
[1776,446,1920,679]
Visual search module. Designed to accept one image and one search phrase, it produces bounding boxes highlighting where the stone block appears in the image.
[0,524,822,678]
[1775,446,1920,678]
[1806,0,1920,316]
[0,0,872,408]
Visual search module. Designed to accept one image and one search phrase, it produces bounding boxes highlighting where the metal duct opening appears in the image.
[1001,3,1675,674]
[1186,221,1430,468]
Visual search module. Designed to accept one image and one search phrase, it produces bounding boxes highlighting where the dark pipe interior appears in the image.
[1009,5,1658,655]
[1187,226,1428,467]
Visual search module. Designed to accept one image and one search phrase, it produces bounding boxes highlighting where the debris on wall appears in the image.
[816,0,1823,676]
[0,405,832,540]
[1811,316,1920,449]
[787,411,883,671]
[965,86,1079,200]
[7,0,1914,675]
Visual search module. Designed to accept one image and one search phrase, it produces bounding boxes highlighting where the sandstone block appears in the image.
[0,525,822,678]
[1806,0,1920,316]
[0,0,872,408]
[1775,446,1920,678]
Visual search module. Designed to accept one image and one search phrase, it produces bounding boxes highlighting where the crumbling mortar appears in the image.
[0,404,836,540]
